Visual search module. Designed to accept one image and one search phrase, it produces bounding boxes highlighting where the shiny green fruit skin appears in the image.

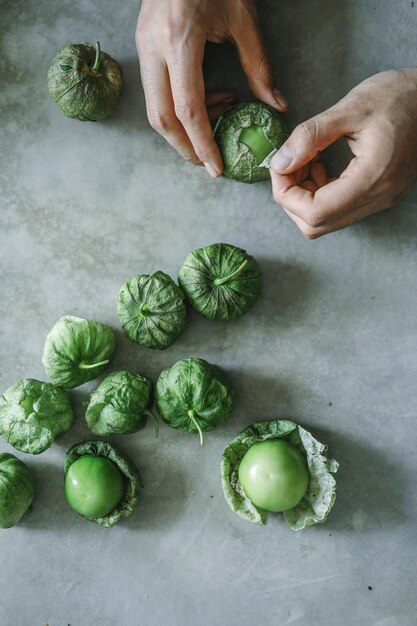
[65,456,125,519]
[238,439,309,512]
[239,125,274,165]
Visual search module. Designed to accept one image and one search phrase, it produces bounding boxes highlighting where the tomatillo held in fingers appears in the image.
[214,102,289,183]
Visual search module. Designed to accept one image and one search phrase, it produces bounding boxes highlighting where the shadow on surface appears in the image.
[256,257,320,326]
[100,56,148,134]
[18,457,74,531]
[303,425,407,533]
[353,193,417,245]
[123,455,188,531]
[226,369,297,431]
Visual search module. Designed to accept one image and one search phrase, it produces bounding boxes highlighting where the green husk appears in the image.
[0,453,35,528]
[178,243,262,320]
[155,358,234,445]
[42,315,116,389]
[118,271,187,350]
[221,419,339,530]
[85,370,159,437]
[47,42,122,121]
[0,379,74,454]
[64,440,141,527]
[214,102,289,183]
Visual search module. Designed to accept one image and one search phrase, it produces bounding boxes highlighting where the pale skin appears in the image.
[135,0,288,177]
[271,68,417,238]
[136,1,417,237]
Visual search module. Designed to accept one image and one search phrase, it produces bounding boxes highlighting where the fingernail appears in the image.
[204,162,220,178]
[273,87,289,110]
[271,145,294,171]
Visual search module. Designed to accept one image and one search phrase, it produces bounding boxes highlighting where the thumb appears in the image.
[271,106,350,173]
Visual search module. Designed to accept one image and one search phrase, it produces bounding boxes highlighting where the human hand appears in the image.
[270,69,417,238]
[136,0,288,178]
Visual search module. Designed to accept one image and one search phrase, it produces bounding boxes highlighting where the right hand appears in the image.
[136,0,288,178]
[270,69,417,238]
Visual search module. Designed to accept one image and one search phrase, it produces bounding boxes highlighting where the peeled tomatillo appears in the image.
[64,455,125,519]
[238,439,309,512]
[213,102,289,183]
[239,125,275,166]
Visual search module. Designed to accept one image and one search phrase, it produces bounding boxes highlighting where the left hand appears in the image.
[136,0,288,178]
[270,69,417,238]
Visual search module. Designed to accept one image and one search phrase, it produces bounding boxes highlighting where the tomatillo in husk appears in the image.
[47,41,122,121]
[214,102,289,183]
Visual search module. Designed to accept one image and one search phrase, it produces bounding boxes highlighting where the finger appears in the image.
[271,155,375,228]
[271,105,352,173]
[282,198,388,239]
[139,55,200,163]
[167,39,224,177]
[294,163,311,186]
[207,103,235,124]
[205,91,236,107]
[233,13,288,112]
[301,180,318,193]
[310,162,328,188]
[205,91,237,125]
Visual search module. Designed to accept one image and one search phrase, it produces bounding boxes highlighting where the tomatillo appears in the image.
[239,125,275,166]
[64,455,126,519]
[213,102,289,183]
[238,439,309,512]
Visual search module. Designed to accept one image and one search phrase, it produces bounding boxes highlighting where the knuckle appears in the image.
[174,101,198,124]
[135,18,150,50]
[147,109,172,133]
[297,119,319,145]
[163,15,187,47]
[180,152,200,165]
[258,53,274,80]
[306,210,327,229]
[301,225,321,240]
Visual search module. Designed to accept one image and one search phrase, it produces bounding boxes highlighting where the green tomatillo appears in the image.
[64,440,141,527]
[42,315,116,389]
[65,456,126,519]
[47,41,122,121]
[221,419,339,530]
[238,439,309,512]
[118,271,187,350]
[178,243,262,320]
[214,102,289,183]
[0,453,35,528]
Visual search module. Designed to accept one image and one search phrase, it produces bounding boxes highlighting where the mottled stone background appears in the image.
[1,1,417,625]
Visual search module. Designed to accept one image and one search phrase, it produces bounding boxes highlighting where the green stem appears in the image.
[214,258,249,287]
[78,359,109,370]
[188,410,204,446]
[145,410,159,438]
[139,305,152,318]
[92,41,101,72]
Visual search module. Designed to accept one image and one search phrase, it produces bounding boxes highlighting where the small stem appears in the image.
[78,359,109,370]
[92,41,101,72]
[145,410,159,438]
[214,258,250,287]
[139,305,152,318]
[188,410,204,446]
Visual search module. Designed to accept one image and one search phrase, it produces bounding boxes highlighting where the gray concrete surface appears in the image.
[1,1,417,625]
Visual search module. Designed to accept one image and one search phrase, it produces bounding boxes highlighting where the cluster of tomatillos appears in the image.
[118,242,262,349]
[0,243,338,531]
[47,42,289,184]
